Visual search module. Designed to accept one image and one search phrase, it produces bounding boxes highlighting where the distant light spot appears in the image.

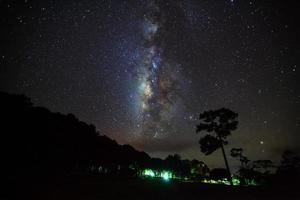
[260,140,264,145]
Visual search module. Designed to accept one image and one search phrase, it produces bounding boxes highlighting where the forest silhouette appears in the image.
[1,91,300,199]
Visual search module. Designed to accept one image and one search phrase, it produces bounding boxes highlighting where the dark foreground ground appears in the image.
[4,175,300,200]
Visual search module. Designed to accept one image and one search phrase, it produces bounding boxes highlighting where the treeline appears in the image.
[0,91,150,179]
[0,92,209,181]
[2,91,299,186]
[226,148,300,185]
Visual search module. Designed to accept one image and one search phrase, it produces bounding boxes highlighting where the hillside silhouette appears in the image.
[0,91,151,181]
[1,91,300,200]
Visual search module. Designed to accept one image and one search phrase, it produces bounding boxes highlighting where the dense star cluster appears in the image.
[0,0,299,168]
[135,1,184,139]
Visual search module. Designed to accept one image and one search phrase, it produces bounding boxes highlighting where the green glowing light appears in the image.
[142,169,173,181]
[143,169,155,177]
[161,171,172,181]
[162,172,169,180]
[232,178,240,186]
[203,178,242,186]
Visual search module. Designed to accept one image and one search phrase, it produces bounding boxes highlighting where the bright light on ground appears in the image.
[143,169,155,177]
[162,172,169,180]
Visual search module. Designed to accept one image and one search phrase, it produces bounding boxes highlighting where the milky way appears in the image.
[0,0,299,169]
[135,1,182,139]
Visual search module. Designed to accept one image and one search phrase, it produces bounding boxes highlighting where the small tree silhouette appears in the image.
[276,150,300,184]
[196,108,238,185]
[230,148,251,185]
[231,148,250,167]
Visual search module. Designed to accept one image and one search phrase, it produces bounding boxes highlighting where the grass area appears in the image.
[5,175,300,200]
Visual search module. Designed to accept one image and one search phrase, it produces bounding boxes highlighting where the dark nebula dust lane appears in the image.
[0,0,299,168]
[134,1,185,139]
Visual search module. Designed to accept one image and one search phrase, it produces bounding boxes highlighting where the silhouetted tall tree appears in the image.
[196,108,238,185]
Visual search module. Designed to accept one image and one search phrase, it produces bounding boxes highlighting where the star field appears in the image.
[0,0,299,168]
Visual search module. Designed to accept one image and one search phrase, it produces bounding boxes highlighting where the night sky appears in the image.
[1,0,299,169]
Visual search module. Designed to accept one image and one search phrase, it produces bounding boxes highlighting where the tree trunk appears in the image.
[220,143,233,185]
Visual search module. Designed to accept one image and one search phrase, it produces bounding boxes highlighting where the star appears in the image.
[0,0,298,169]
